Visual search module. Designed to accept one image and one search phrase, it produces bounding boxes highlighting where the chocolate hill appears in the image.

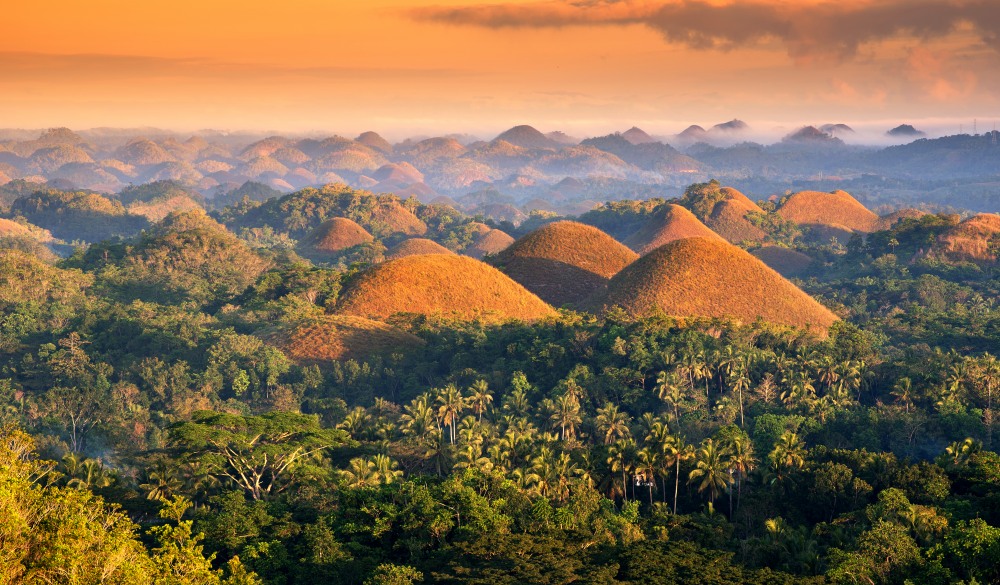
[589,237,837,332]
[386,238,454,260]
[465,227,515,259]
[491,221,638,307]
[259,315,424,366]
[777,190,879,233]
[336,254,557,323]
[299,218,374,254]
[623,204,724,254]
[751,246,816,277]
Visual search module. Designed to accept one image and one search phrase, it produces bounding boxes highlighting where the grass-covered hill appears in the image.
[298,217,374,254]
[336,254,557,323]
[76,209,270,305]
[490,221,638,307]
[777,189,879,233]
[386,238,454,260]
[220,183,427,239]
[623,203,724,254]
[464,226,515,259]
[258,314,424,366]
[589,237,838,331]
[930,213,1000,264]
[10,189,149,242]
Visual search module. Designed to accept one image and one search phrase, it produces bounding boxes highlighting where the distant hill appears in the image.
[874,208,928,231]
[588,237,837,332]
[783,126,844,145]
[491,221,638,307]
[712,119,749,133]
[355,131,393,154]
[259,315,423,366]
[621,127,655,145]
[777,190,878,233]
[623,204,724,254]
[581,134,702,173]
[336,254,557,323]
[888,124,925,138]
[493,125,560,149]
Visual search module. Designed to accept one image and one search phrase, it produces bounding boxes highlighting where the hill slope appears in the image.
[386,238,455,259]
[777,190,878,233]
[491,221,638,307]
[337,254,556,323]
[623,204,724,254]
[465,228,515,259]
[590,237,837,331]
[299,218,374,253]
[931,213,1000,263]
[259,315,424,366]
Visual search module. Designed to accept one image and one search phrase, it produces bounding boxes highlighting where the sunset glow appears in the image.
[4,0,999,136]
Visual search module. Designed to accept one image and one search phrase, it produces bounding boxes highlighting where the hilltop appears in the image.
[258,315,424,366]
[677,181,766,243]
[299,218,374,254]
[589,237,837,331]
[386,238,454,259]
[491,221,638,307]
[623,204,723,254]
[494,125,560,150]
[336,254,556,323]
[777,190,879,233]
[464,227,515,259]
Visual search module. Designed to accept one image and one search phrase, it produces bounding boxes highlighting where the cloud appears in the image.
[906,47,978,101]
[410,0,1000,62]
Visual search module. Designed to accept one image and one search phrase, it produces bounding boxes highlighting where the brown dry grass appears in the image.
[875,208,929,231]
[751,246,815,276]
[0,218,32,238]
[777,190,878,232]
[337,254,557,323]
[300,218,374,252]
[372,201,428,236]
[258,315,424,366]
[590,237,837,332]
[624,204,724,254]
[466,229,515,259]
[492,221,638,307]
[387,238,455,260]
[933,213,1000,263]
[707,198,767,243]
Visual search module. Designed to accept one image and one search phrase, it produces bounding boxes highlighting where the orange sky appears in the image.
[2,0,999,137]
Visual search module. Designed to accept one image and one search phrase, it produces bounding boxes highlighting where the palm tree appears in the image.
[501,386,530,418]
[341,457,378,488]
[436,384,466,445]
[595,402,632,445]
[400,394,435,442]
[467,380,493,422]
[635,447,659,506]
[726,434,757,513]
[607,438,637,501]
[688,438,732,505]
[656,371,687,431]
[372,454,404,484]
[664,435,692,515]
[891,378,915,413]
[551,393,582,442]
[644,419,672,502]
[769,431,806,478]
[731,365,751,428]
[338,406,372,440]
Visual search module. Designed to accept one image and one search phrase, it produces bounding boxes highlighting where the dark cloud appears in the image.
[410,0,1000,61]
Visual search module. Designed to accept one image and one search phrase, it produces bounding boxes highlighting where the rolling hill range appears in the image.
[588,237,838,331]
[336,254,557,323]
[490,221,638,307]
